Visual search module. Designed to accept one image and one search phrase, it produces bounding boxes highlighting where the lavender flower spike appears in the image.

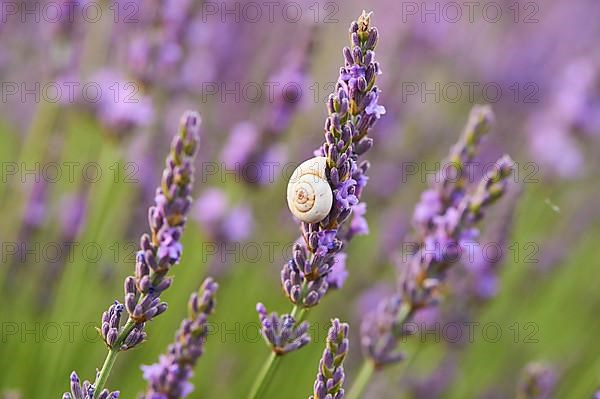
[256,303,311,355]
[141,278,218,399]
[281,9,384,309]
[309,319,349,399]
[360,106,515,369]
[65,111,201,397]
[116,110,201,348]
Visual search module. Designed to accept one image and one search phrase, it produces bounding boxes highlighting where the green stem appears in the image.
[93,348,119,396]
[247,351,280,399]
[290,305,299,318]
[93,319,135,396]
[346,361,375,399]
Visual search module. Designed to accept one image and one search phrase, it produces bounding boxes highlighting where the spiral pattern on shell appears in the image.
[287,157,333,223]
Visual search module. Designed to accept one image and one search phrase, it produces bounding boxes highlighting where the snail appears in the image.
[286,156,333,223]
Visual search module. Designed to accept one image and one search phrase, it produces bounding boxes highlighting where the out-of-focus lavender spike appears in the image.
[256,303,310,355]
[413,105,494,236]
[140,278,218,399]
[126,0,196,90]
[527,58,599,180]
[280,10,384,310]
[407,353,457,399]
[87,69,154,135]
[453,184,521,301]
[309,319,349,399]
[360,105,514,369]
[516,363,557,399]
[360,295,406,367]
[219,30,317,186]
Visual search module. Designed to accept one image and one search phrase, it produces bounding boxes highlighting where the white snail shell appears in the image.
[287,156,333,223]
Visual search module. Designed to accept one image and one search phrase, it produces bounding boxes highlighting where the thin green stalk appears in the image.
[247,351,280,399]
[93,319,135,396]
[93,348,119,396]
[346,361,375,399]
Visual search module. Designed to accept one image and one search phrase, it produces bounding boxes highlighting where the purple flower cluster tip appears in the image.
[309,319,349,399]
[141,278,218,399]
[256,303,310,355]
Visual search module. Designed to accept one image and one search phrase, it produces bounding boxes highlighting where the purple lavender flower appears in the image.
[455,187,521,301]
[335,179,359,210]
[65,111,201,396]
[256,303,310,355]
[62,372,119,399]
[309,319,349,399]
[141,278,218,399]
[280,10,383,309]
[516,363,557,399]
[360,106,515,369]
[360,295,406,367]
[413,105,494,236]
[119,111,201,330]
[413,189,442,229]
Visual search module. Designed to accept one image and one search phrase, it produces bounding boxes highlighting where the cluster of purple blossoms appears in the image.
[140,278,218,399]
[65,111,201,396]
[256,303,311,355]
[309,319,349,399]
[279,10,383,313]
[63,372,119,399]
[360,106,515,368]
